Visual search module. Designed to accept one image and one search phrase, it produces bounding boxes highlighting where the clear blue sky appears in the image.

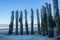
[0,0,60,24]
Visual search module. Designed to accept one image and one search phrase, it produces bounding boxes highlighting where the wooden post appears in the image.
[31,9,34,34]
[25,9,29,34]
[36,9,41,34]
[41,8,43,35]
[19,11,23,35]
[53,0,60,40]
[41,6,47,36]
[46,3,54,38]
[15,11,19,35]
[8,11,14,34]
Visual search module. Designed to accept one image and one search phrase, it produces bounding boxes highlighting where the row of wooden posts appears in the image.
[8,0,60,40]
[8,8,41,35]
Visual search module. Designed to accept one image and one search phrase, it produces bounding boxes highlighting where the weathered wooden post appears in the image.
[53,0,60,40]
[41,6,47,36]
[36,9,41,34]
[19,11,23,35]
[31,9,34,34]
[8,11,14,34]
[46,3,54,38]
[25,9,29,34]
[41,8,44,35]
[43,6,47,36]
[15,11,19,35]
[41,6,45,36]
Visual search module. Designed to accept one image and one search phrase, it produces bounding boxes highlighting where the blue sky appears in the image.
[0,0,60,24]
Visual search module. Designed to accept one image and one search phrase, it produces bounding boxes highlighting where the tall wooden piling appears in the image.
[46,3,54,38]
[25,9,29,34]
[15,11,19,35]
[19,11,23,35]
[53,0,60,40]
[8,11,14,34]
[31,9,34,34]
[41,6,47,36]
[36,9,41,34]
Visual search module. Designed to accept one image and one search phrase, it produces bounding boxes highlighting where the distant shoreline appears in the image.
[0,24,38,29]
[0,24,38,26]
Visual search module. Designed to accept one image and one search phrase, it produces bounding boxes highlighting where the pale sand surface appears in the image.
[0,25,57,40]
[0,28,56,40]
